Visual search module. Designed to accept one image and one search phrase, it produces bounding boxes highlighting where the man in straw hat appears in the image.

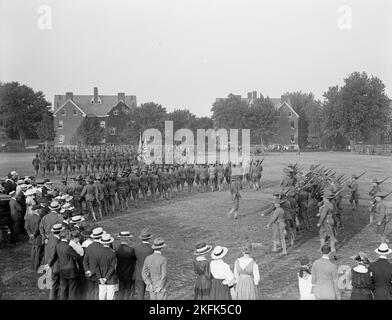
[142,237,168,300]
[8,190,23,244]
[116,231,136,300]
[45,223,65,300]
[266,197,287,255]
[82,227,105,300]
[317,190,337,253]
[39,201,63,248]
[91,233,118,300]
[369,243,392,300]
[134,228,154,300]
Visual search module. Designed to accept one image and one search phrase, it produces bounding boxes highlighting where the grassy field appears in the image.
[1,151,392,300]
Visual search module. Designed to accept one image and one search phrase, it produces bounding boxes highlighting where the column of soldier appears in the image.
[261,163,391,256]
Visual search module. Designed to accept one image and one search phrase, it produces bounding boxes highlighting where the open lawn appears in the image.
[1,152,392,300]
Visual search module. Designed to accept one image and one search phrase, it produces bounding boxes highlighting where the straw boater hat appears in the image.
[118,231,133,238]
[139,228,153,240]
[9,190,16,196]
[50,201,61,210]
[194,242,212,256]
[375,243,392,255]
[91,227,106,239]
[100,233,114,245]
[152,237,167,250]
[64,195,73,202]
[70,215,85,224]
[211,246,228,260]
[51,223,65,233]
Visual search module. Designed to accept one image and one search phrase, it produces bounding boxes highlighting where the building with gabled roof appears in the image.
[215,92,299,148]
[53,87,137,146]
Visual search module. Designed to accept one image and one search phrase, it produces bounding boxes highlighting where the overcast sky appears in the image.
[1,0,391,116]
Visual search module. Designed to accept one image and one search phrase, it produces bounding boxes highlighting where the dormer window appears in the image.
[61,109,66,116]
[73,109,77,116]
[288,111,292,117]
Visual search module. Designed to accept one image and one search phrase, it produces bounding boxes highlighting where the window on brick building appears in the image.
[288,111,292,117]
[61,108,66,116]
[109,127,116,135]
[100,121,106,128]
[73,109,77,116]
[290,120,295,129]
[58,135,65,144]
[290,135,295,143]
[58,120,63,129]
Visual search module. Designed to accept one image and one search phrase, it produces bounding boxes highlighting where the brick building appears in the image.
[53,87,137,146]
[215,92,299,149]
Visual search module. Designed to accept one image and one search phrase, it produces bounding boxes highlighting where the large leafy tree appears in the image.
[166,109,196,131]
[35,111,55,142]
[76,117,105,145]
[211,94,249,129]
[246,95,279,144]
[0,81,52,145]
[338,71,390,146]
[281,91,321,148]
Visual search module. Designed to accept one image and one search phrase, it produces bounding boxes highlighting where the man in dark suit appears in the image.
[48,229,81,300]
[24,204,43,271]
[4,173,17,195]
[116,231,136,300]
[82,227,105,300]
[134,228,154,300]
[91,233,118,300]
[45,224,64,300]
[9,191,22,243]
[369,243,392,300]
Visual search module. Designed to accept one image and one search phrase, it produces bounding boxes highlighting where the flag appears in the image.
[138,134,142,154]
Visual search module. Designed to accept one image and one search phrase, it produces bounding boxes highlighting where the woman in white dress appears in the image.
[298,256,315,300]
[209,246,235,300]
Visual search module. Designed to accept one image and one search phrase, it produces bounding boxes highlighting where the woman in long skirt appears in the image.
[209,246,235,300]
[193,243,213,300]
[233,243,259,300]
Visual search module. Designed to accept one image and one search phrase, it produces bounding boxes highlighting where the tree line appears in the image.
[0,71,390,148]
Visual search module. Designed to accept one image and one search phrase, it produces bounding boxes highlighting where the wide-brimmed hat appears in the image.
[152,237,167,250]
[16,179,25,185]
[100,233,114,245]
[118,231,133,238]
[139,228,153,240]
[64,195,73,202]
[50,201,61,210]
[70,215,85,224]
[194,242,212,256]
[211,246,228,259]
[51,223,65,233]
[91,227,106,239]
[24,188,37,197]
[375,243,392,255]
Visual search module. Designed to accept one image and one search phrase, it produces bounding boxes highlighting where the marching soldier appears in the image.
[105,174,117,215]
[186,164,195,193]
[266,198,287,255]
[32,154,40,177]
[129,168,140,207]
[348,174,359,211]
[139,169,149,203]
[94,176,108,218]
[369,178,382,197]
[227,176,241,220]
[148,169,159,201]
[372,193,389,243]
[80,177,99,221]
[317,190,337,253]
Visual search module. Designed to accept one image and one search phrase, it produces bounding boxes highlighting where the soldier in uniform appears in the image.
[199,165,208,193]
[372,193,389,243]
[348,174,359,211]
[250,162,260,190]
[56,155,62,175]
[186,164,195,193]
[148,169,159,201]
[94,176,108,218]
[105,174,117,215]
[216,163,225,191]
[281,193,296,247]
[178,165,187,192]
[317,190,337,253]
[80,177,99,221]
[41,156,48,176]
[208,164,216,192]
[116,172,129,212]
[68,177,84,215]
[139,169,149,203]
[32,154,40,177]
[266,198,287,255]
[129,168,140,207]
[70,156,77,175]
[76,154,82,173]
[227,176,241,219]
[61,156,69,176]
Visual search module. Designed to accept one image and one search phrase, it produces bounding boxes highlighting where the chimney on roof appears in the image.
[93,87,98,103]
[252,91,257,100]
[118,92,125,102]
[247,92,252,100]
[65,92,73,101]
